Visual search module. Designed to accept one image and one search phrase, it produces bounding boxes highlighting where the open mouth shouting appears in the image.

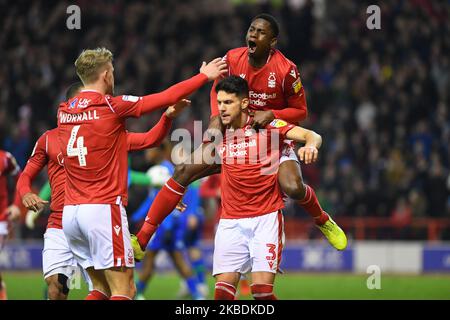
[247,40,257,54]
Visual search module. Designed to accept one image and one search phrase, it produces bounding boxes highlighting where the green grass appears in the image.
[2,271,450,300]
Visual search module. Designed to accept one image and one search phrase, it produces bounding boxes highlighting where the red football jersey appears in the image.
[57,90,137,206]
[0,150,20,222]
[18,129,65,229]
[17,112,173,229]
[58,74,208,206]
[218,116,295,219]
[211,47,307,124]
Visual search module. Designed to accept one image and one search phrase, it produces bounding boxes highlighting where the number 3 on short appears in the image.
[67,125,88,166]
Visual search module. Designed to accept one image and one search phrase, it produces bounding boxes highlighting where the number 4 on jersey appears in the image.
[67,125,88,166]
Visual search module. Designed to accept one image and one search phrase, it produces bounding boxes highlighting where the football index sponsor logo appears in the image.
[249,91,277,107]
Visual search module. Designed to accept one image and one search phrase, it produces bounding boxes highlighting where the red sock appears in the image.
[110,295,132,300]
[214,282,236,300]
[251,284,277,300]
[136,178,185,249]
[85,289,109,300]
[297,185,329,225]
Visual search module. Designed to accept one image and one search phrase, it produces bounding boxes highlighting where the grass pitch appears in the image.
[2,271,450,300]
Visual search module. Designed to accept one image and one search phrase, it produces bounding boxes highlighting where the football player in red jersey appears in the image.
[137,14,347,252]
[17,82,190,300]
[0,150,22,300]
[212,76,323,300]
[56,48,226,300]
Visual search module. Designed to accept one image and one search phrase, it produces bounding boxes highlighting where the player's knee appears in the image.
[173,163,192,186]
[281,178,306,200]
[129,281,137,299]
[47,278,67,300]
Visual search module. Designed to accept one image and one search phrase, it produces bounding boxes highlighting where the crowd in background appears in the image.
[0,0,448,239]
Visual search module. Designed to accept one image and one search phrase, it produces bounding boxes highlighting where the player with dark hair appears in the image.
[136,14,347,253]
[212,76,323,300]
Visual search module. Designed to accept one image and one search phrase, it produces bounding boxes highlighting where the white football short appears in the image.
[0,221,8,236]
[213,210,285,276]
[62,204,135,270]
[0,221,7,251]
[279,140,299,164]
[43,227,93,290]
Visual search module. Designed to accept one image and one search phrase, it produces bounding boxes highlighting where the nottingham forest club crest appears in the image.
[268,72,276,88]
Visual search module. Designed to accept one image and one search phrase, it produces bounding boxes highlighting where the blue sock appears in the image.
[185,276,200,299]
[136,280,147,295]
[191,258,206,284]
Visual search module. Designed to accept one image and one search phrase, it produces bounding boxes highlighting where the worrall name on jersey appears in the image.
[59,110,100,123]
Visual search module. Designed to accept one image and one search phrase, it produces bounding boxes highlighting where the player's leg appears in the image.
[212,218,251,300]
[0,231,7,300]
[85,267,110,300]
[185,214,207,290]
[136,117,223,250]
[136,147,220,250]
[104,267,135,300]
[250,272,277,300]
[278,152,347,250]
[45,274,68,300]
[42,227,80,300]
[0,271,6,300]
[101,204,136,300]
[135,250,157,300]
[214,272,240,300]
[188,247,208,297]
[249,210,284,300]
[169,250,202,299]
[73,203,135,299]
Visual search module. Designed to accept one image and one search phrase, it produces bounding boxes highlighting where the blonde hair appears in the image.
[74,47,113,84]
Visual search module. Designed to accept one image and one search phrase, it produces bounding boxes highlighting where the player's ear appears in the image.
[100,69,109,83]
[241,97,249,110]
[270,37,277,49]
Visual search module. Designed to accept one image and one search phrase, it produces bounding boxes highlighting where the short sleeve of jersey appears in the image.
[27,133,49,170]
[105,95,143,118]
[266,119,295,138]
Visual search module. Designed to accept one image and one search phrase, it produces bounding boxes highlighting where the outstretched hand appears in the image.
[200,58,228,81]
[166,99,191,118]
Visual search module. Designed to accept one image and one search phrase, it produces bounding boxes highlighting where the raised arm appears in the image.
[110,59,227,118]
[126,100,190,152]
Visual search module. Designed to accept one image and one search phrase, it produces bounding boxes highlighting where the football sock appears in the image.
[137,178,185,249]
[136,280,147,296]
[191,257,206,284]
[297,184,329,225]
[110,295,132,300]
[0,281,7,300]
[251,284,277,300]
[85,289,109,300]
[214,281,236,300]
[186,276,201,299]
